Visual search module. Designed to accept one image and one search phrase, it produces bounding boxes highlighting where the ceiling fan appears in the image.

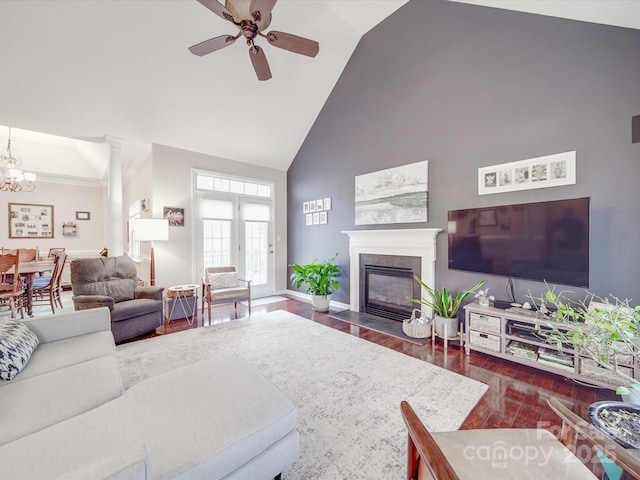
[189,0,319,81]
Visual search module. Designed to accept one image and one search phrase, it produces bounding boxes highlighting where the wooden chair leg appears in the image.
[49,289,55,314]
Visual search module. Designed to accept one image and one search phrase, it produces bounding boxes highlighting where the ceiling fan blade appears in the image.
[250,0,277,23]
[264,31,319,57]
[249,46,272,81]
[189,35,237,56]
[196,0,235,22]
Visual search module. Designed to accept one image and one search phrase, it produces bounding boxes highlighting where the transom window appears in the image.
[196,173,272,198]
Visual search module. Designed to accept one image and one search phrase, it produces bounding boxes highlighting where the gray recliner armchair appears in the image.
[70,255,164,343]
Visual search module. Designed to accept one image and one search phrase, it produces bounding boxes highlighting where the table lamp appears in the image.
[132,218,169,286]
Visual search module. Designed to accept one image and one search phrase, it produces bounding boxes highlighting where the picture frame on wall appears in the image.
[478,151,576,195]
[303,201,310,214]
[163,207,185,226]
[8,203,54,238]
[355,160,428,225]
[76,211,90,220]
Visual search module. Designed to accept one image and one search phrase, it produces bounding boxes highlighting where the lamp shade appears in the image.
[132,218,169,242]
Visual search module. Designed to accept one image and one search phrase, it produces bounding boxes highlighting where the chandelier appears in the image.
[0,127,36,192]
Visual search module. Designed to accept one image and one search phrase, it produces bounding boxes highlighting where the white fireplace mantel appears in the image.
[342,228,442,313]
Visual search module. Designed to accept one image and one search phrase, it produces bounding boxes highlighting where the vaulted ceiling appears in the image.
[1,0,639,183]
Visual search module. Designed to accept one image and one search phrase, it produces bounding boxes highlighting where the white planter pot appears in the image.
[621,388,640,405]
[434,314,459,338]
[312,294,331,312]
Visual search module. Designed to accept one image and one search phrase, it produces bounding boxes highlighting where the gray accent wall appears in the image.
[287,0,640,306]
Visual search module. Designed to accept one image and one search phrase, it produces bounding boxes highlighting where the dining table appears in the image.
[13,261,55,317]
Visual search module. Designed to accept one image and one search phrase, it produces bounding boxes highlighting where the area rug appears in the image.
[116,310,487,479]
[331,309,430,346]
[240,295,289,307]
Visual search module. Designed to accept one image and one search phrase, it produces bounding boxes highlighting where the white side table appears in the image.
[157,284,198,335]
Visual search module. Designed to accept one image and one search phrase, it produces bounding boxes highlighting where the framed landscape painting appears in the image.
[355,160,428,225]
[8,203,54,238]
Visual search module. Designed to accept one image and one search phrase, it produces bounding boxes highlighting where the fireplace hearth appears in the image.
[360,254,421,322]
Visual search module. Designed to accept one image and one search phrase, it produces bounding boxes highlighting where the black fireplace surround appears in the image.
[359,254,422,322]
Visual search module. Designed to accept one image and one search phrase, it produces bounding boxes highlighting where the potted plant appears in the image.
[529,286,640,402]
[289,254,340,312]
[409,277,485,338]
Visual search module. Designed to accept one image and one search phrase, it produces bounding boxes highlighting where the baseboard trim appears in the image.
[284,290,350,311]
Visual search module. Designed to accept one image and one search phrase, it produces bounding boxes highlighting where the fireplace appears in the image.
[343,228,441,319]
[360,254,421,321]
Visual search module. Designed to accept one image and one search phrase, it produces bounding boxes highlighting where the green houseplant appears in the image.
[409,277,485,338]
[529,286,640,401]
[289,254,340,312]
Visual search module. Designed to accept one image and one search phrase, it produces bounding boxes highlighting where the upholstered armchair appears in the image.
[202,266,251,321]
[70,255,163,343]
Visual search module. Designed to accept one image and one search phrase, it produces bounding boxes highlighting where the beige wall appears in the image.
[1,179,105,256]
[125,144,288,292]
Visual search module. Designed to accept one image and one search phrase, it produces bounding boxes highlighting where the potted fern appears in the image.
[409,277,485,338]
[289,254,340,312]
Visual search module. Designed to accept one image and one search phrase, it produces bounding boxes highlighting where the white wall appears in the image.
[127,144,287,292]
[1,179,105,255]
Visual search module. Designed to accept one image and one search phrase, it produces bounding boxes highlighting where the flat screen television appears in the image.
[448,197,590,287]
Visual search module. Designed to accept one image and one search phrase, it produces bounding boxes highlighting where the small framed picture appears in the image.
[164,207,185,227]
[306,214,313,226]
[309,201,316,213]
[303,202,310,213]
[75,211,90,221]
[323,197,332,210]
[313,212,320,225]
[320,211,328,224]
[316,199,324,211]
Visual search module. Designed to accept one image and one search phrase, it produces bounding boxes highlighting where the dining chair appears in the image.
[400,397,640,480]
[202,266,251,321]
[29,252,67,314]
[0,253,24,319]
[18,248,38,263]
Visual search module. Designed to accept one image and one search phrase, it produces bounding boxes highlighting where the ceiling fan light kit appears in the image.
[189,0,319,81]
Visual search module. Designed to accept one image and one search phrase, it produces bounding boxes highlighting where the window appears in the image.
[201,199,234,268]
[196,172,272,198]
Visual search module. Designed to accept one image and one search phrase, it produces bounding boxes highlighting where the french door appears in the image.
[200,196,274,298]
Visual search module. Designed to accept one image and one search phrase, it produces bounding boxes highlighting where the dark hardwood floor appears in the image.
[129,295,618,433]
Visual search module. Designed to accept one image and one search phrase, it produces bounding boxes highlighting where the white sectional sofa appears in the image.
[0,308,299,479]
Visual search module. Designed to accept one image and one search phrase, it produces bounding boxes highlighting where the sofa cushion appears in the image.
[52,444,151,480]
[208,271,239,289]
[0,354,298,480]
[1,330,116,385]
[0,355,123,446]
[111,298,163,323]
[0,319,40,381]
[123,354,298,479]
